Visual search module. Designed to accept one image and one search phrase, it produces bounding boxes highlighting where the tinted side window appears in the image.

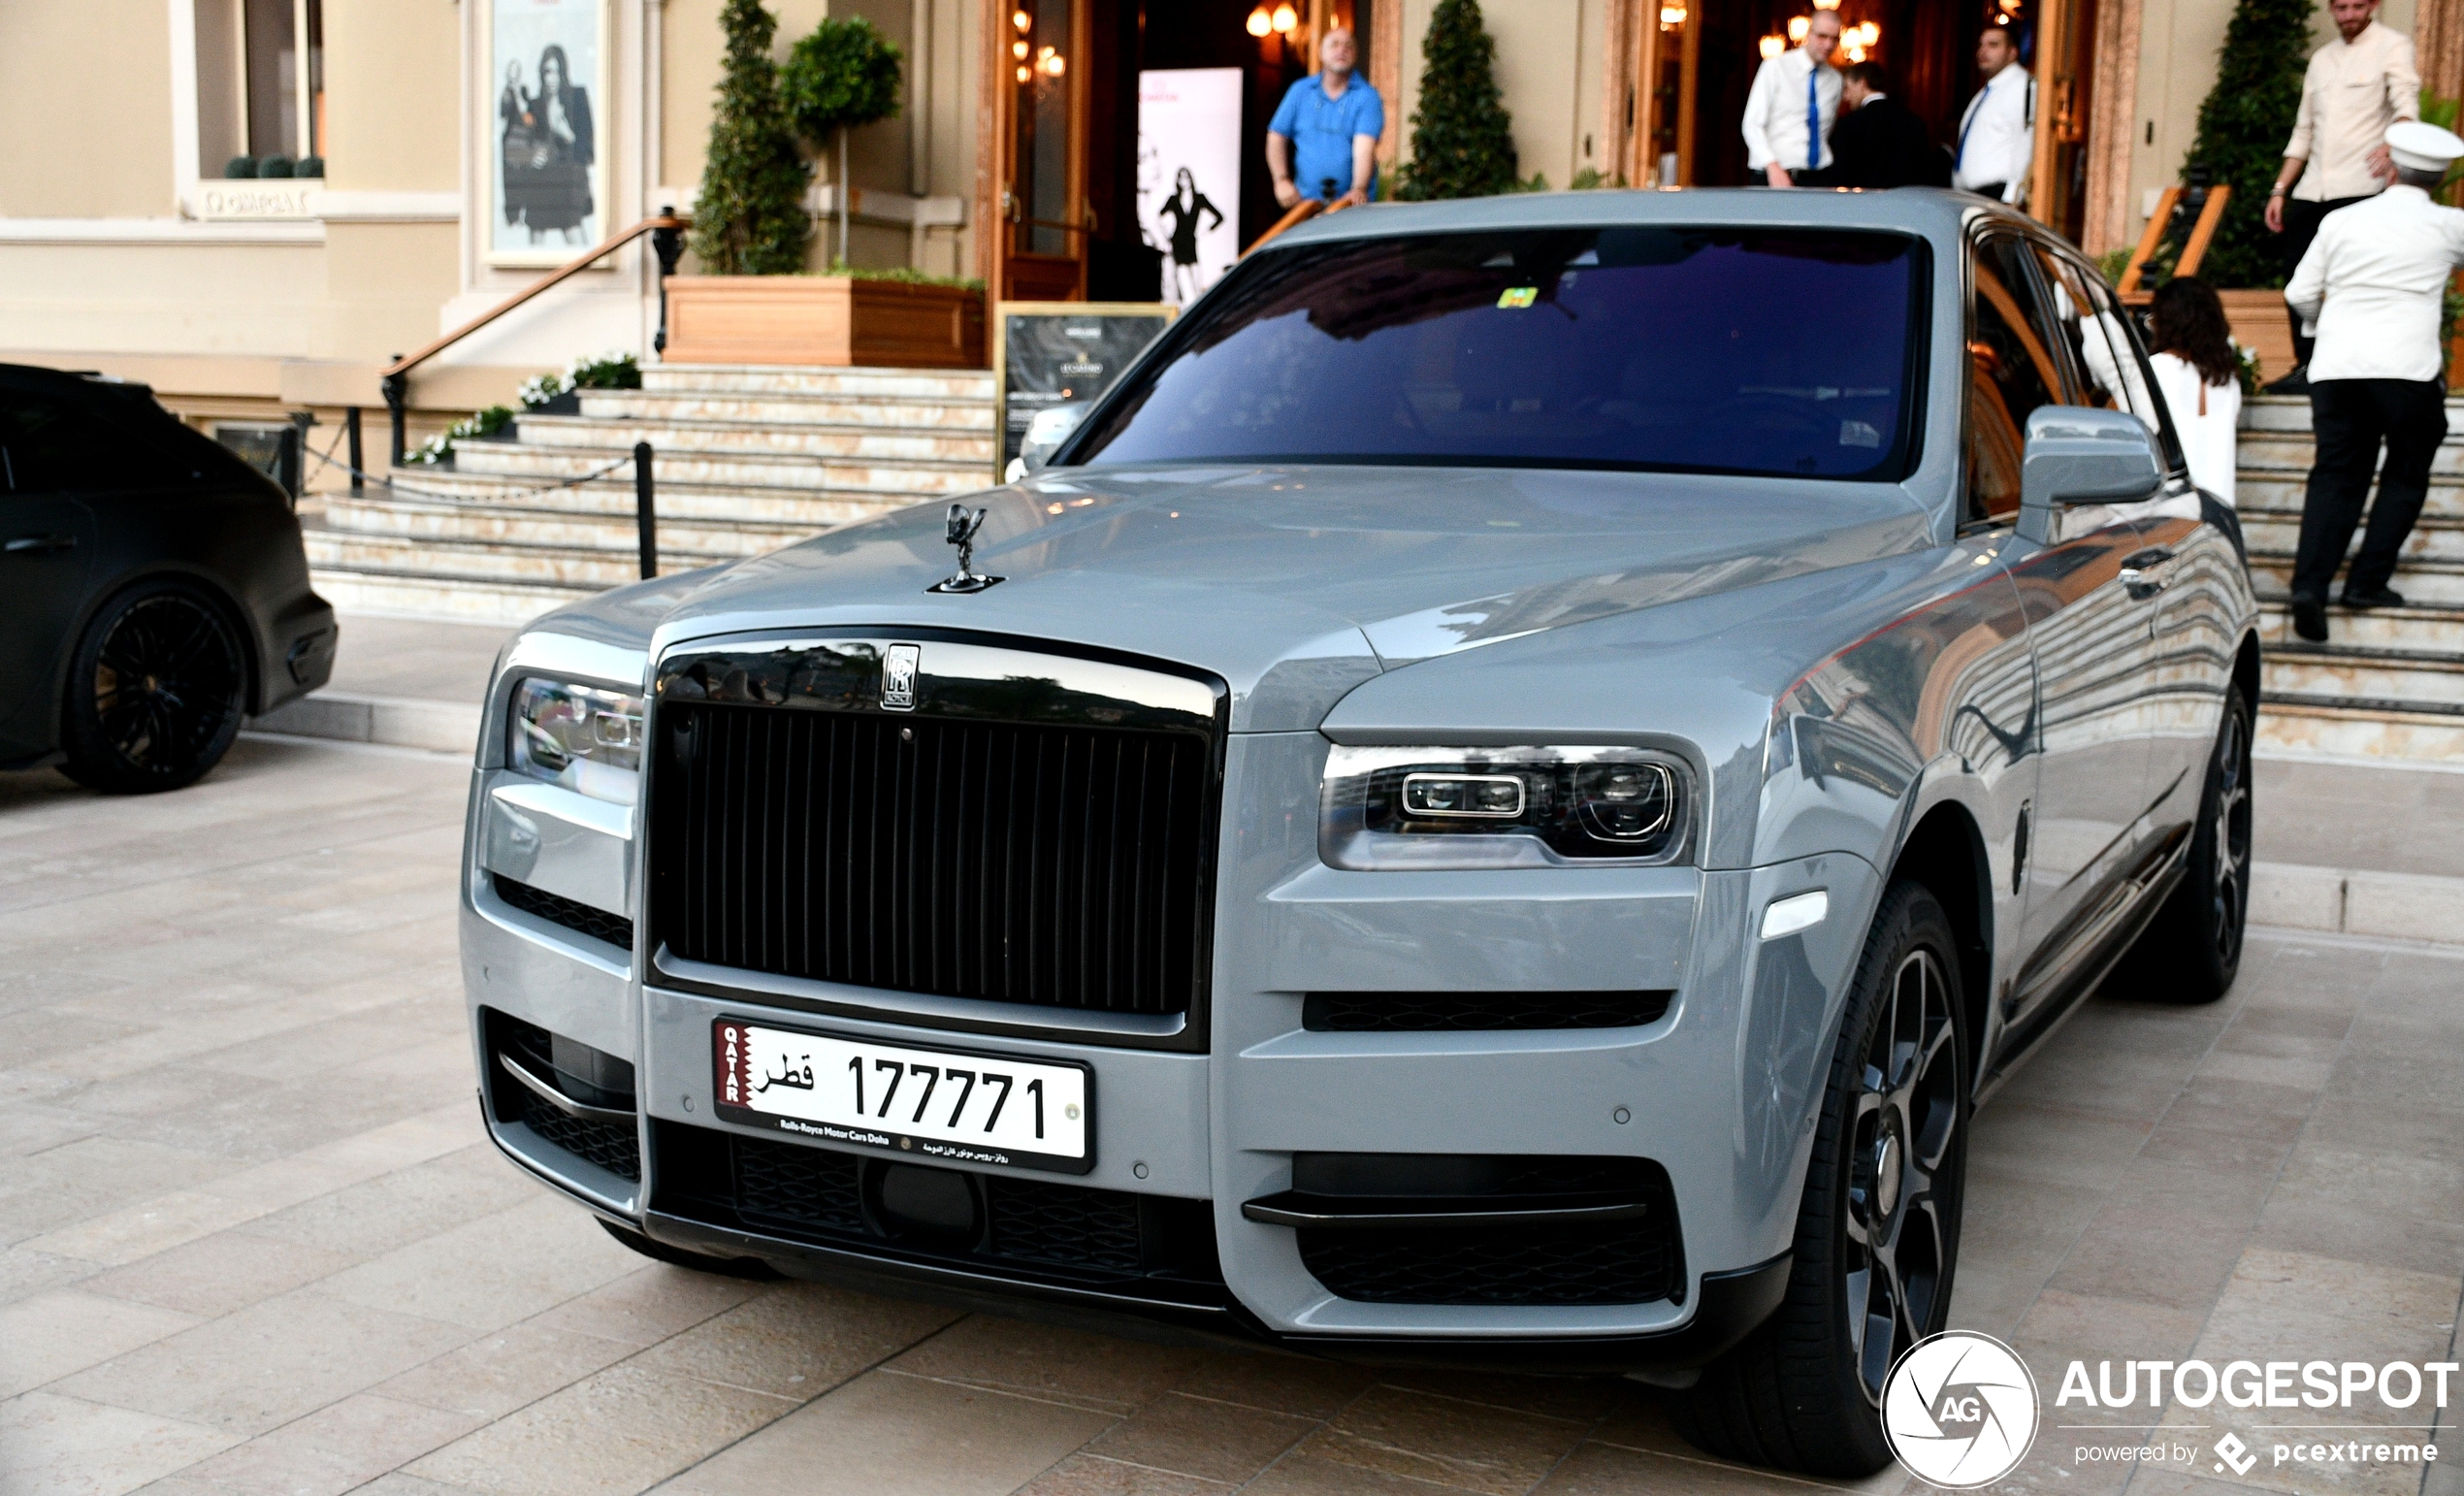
[1965,237,2064,522]
[0,392,200,494]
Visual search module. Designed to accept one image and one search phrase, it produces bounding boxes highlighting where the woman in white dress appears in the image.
[2146,276,2243,504]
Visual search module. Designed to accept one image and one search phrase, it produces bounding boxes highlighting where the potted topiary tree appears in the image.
[665,3,983,368]
[1392,0,1520,200]
[781,16,905,268]
[689,0,811,276]
[2176,0,2310,378]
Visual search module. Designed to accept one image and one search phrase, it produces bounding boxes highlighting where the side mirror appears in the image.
[1017,401,1089,477]
[2016,406,2163,544]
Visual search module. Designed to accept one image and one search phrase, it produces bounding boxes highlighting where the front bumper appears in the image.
[462,731,1878,1373]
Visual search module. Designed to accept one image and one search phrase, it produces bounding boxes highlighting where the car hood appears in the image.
[647,463,1933,731]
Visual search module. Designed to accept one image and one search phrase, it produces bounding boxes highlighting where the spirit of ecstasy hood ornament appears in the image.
[927,503,1005,595]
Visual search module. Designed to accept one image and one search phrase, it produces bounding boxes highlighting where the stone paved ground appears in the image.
[2,734,2458,1496]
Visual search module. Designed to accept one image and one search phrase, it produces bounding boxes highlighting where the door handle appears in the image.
[4,534,78,556]
[2118,546,2174,600]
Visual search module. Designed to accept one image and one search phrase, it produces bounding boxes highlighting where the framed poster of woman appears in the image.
[487,0,607,266]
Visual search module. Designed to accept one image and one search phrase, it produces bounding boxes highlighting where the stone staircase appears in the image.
[2241,394,2464,764]
[306,363,998,624]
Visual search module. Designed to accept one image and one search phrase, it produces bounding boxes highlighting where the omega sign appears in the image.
[197,181,320,220]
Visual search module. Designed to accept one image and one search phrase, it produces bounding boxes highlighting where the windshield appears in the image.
[1072,226,1926,480]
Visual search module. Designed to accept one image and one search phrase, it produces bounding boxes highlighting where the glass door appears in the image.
[1002,0,1089,301]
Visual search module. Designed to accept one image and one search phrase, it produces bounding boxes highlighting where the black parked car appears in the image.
[1,364,335,793]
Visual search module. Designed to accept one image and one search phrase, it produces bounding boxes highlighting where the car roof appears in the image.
[1268,185,2028,254]
[0,362,158,401]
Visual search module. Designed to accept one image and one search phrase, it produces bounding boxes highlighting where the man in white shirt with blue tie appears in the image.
[2281,120,2464,641]
[1953,26,2031,203]
[1741,11,1842,187]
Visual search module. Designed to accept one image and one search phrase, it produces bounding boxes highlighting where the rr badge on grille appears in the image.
[882,643,921,711]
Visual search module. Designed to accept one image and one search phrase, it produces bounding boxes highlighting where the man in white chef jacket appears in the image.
[2282,120,2464,643]
[2263,0,2417,392]
[1952,26,2031,204]
[1741,11,1842,187]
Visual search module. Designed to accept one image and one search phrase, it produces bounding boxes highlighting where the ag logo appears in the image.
[1882,1331,2040,1487]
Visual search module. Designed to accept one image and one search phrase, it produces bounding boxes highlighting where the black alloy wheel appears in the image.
[2118,682,2253,1002]
[58,581,248,795]
[1842,944,1961,1404]
[1683,880,1969,1478]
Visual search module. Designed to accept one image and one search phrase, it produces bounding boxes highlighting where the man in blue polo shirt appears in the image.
[1267,27,1385,207]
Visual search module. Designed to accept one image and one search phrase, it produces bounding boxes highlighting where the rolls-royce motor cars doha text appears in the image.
[463,190,2255,1475]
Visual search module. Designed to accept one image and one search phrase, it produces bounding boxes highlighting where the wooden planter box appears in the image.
[661,276,986,369]
[2215,290,2295,387]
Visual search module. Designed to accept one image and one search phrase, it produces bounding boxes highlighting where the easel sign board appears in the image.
[994,302,1178,477]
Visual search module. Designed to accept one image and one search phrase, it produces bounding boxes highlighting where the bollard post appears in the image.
[634,441,657,580]
[276,424,302,508]
[345,406,364,493]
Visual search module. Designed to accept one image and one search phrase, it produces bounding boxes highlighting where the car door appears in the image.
[0,390,102,758]
[1969,231,2156,1017]
[2038,247,2237,844]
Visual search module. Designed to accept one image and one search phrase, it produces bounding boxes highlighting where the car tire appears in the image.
[599,1219,783,1279]
[2115,683,2253,1004]
[1681,879,1969,1478]
[57,579,250,796]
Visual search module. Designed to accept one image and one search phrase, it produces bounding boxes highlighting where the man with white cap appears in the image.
[2281,119,2464,642]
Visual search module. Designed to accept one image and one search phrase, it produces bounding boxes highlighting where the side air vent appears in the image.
[1302,990,1673,1031]
[494,873,634,951]
[484,1010,640,1183]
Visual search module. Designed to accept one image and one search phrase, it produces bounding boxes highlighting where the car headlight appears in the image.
[1320,745,1694,869]
[509,678,643,805]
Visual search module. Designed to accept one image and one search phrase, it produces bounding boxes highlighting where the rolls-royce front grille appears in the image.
[651,702,1215,1019]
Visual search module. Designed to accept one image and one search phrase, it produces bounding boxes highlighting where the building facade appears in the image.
[1,0,2453,458]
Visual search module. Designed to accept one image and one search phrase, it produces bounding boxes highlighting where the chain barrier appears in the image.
[299,439,636,506]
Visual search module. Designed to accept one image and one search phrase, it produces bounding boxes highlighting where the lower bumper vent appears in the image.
[654,1122,1216,1298]
[1261,1154,1682,1307]
[521,1096,642,1182]
[493,873,634,951]
[485,1010,641,1184]
[1299,1222,1681,1306]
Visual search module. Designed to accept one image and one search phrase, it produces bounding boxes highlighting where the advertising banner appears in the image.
[487,0,607,266]
[1137,68,1243,308]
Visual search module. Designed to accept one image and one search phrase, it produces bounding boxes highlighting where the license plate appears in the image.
[711,1020,1092,1174]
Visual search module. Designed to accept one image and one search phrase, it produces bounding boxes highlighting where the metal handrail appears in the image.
[380,211,690,465]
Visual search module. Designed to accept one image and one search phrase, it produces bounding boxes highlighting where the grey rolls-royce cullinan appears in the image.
[462,189,2256,1476]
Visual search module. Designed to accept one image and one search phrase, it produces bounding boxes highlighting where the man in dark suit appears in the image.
[1830,62,1952,189]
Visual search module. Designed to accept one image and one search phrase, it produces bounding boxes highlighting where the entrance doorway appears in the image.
[981,0,1369,303]
[1618,1,2097,244]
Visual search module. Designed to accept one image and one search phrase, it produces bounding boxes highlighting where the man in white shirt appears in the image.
[2281,120,2464,641]
[2264,0,2418,391]
[1953,27,2031,203]
[1741,11,1842,187]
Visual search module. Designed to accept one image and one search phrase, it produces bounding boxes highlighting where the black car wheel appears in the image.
[2117,683,2253,1003]
[58,580,248,795]
[1683,879,1969,1478]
